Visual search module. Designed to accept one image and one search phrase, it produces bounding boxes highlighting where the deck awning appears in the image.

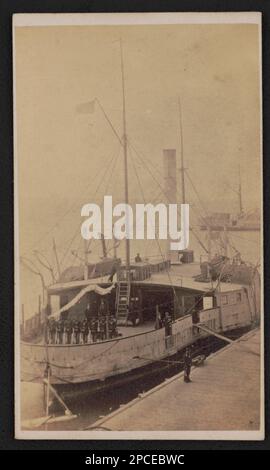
[50,282,116,320]
[47,275,110,295]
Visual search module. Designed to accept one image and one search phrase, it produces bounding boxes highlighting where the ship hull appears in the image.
[54,327,250,403]
[21,290,256,388]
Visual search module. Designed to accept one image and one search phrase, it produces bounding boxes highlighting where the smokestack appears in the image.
[163,149,179,263]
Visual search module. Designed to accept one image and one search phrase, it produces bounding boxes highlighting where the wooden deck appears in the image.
[87,329,263,437]
[142,263,247,293]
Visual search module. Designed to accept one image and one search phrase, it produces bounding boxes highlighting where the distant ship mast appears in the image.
[238,165,244,216]
[178,97,186,205]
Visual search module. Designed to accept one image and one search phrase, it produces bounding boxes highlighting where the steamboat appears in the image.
[20,43,261,409]
[199,169,260,231]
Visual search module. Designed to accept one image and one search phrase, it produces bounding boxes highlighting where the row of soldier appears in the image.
[47,314,118,345]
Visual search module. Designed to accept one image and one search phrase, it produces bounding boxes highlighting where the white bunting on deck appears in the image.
[50,282,116,320]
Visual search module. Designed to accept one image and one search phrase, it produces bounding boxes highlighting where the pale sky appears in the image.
[14,22,261,310]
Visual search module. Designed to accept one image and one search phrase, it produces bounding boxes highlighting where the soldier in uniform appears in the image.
[99,315,107,341]
[128,300,137,327]
[73,320,80,344]
[64,319,73,344]
[48,317,56,344]
[84,303,91,324]
[135,253,142,263]
[111,315,118,338]
[108,315,114,339]
[90,316,98,343]
[164,311,172,336]
[81,319,89,344]
[183,348,192,383]
[155,305,162,330]
[99,299,107,317]
[56,318,64,344]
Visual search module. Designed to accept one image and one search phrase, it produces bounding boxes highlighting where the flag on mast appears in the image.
[76,99,96,114]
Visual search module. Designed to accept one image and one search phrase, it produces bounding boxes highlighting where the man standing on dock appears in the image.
[184,348,192,383]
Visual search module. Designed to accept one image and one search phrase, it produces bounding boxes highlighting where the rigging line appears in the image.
[68,230,94,269]
[129,139,209,254]
[184,198,222,253]
[130,138,208,225]
[103,144,122,196]
[129,139,206,227]
[62,154,115,253]
[33,250,53,270]
[133,187,168,258]
[80,144,122,260]
[60,154,119,270]
[95,98,123,146]
[172,177,210,233]
[20,257,43,277]
[128,187,171,232]
[228,232,259,245]
[129,144,182,313]
[86,146,121,253]
[20,256,52,288]
[189,204,207,227]
[33,251,56,283]
[128,138,164,180]
[130,142,198,215]
[23,163,110,257]
[182,284,218,317]
[129,138,206,224]
[224,178,240,196]
[21,148,120,261]
[128,169,216,312]
[188,208,220,254]
[42,342,121,383]
[67,167,119,264]
[71,236,84,265]
[185,170,210,217]
[59,146,121,268]
[172,185,208,227]
[88,145,122,259]
[61,144,122,269]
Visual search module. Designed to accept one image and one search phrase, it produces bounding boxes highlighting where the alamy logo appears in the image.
[81,196,189,251]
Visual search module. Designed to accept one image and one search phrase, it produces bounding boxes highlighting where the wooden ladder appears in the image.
[116,281,130,325]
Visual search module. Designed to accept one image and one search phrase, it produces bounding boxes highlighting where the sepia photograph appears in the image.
[13,12,263,440]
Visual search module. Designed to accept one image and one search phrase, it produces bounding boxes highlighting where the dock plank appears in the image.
[90,330,261,431]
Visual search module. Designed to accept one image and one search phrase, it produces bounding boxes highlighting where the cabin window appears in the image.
[236,293,242,303]
[221,295,228,305]
[203,296,213,310]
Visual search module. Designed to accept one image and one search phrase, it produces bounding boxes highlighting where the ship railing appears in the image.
[22,312,45,341]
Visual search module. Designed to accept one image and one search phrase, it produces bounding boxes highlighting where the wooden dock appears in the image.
[87,329,263,437]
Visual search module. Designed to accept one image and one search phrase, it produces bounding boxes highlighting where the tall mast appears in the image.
[120,38,130,275]
[238,164,243,215]
[83,239,89,280]
[178,97,188,252]
[178,97,186,204]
